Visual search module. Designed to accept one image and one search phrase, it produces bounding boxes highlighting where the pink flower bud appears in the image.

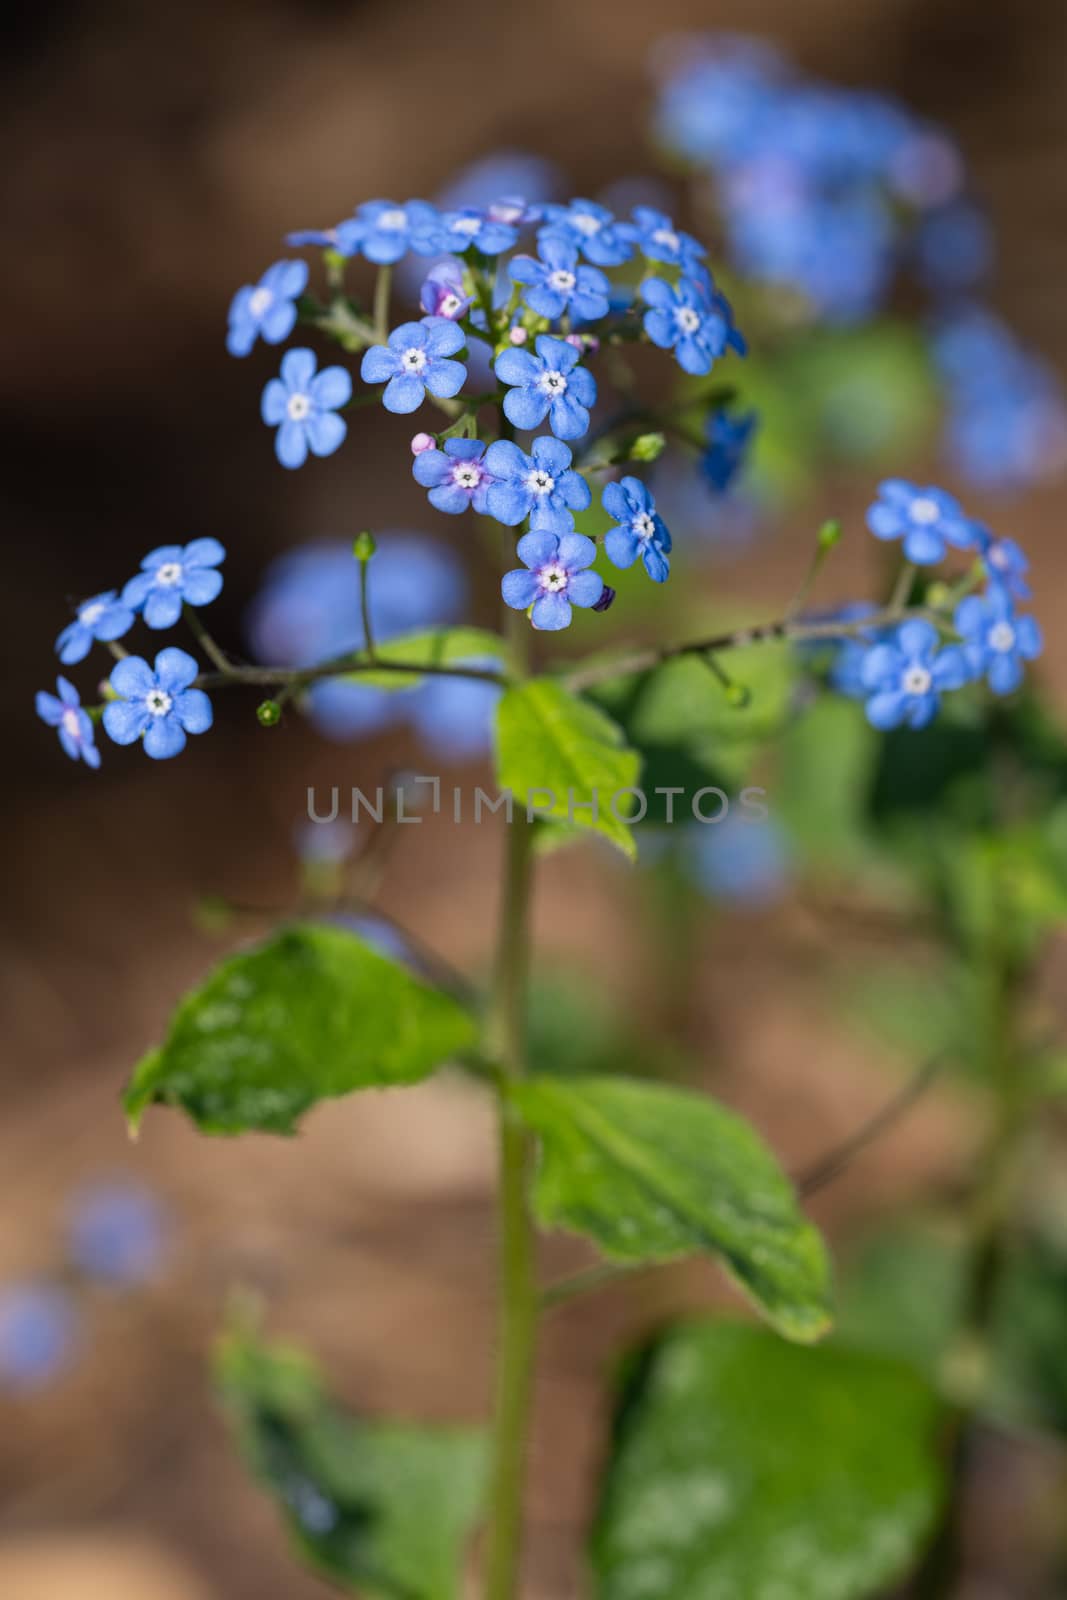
[410,432,435,455]
[508,325,529,345]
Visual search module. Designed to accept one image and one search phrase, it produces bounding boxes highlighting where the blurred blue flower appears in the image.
[56,591,135,665]
[0,1283,80,1393]
[703,409,758,492]
[691,813,791,907]
[912,200,993,296]
[409,663,502,759]
[227,260,308,357]
[347,200,443,264]
[67,1182,167,1285]
[860,619,969,730]
[245,537,466,743]
[954,587,1043,695]
[865,479,976,565]
[978,531,1031,601]
[35,677,100,768]
[630,206,706,269]
[539,200,636,266]
[436,208,518,256]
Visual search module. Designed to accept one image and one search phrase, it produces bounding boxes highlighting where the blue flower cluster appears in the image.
[0,1180,167,1395]
[228,194,749,632]
[652,35,1067,491]
[820,481,1045,729]
[37,540,225,766]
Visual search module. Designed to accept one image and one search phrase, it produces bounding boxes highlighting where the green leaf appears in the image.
[510,1076,832,1342]
[592,1321,945,1600]
[124,924,476,1136]
[217,1318,486,1599]
[340,626,508,690]
[494,679,642,859]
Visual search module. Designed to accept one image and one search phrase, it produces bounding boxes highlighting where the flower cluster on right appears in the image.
[822,479,1043,731]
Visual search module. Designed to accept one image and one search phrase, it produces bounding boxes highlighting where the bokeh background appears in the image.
[5,0,1067,1595]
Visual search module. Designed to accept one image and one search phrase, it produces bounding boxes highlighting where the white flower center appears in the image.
[80,601,106,625]
[902,664,932,696]
[249,287,274,318]
[675,306,702,334]
[378,208,407,231]
[909,496,940,525]
[402,347,428,374]
[548,269,577,293]
[61,708,81,738]
[526,469,556,497]
[988,543,1009,569]
[155,562,183,586]
[538,562,568,591]
[490,201,523,224]
[439,293,464,317]
[146,689,173,717]
[652,227,680,252]
[452,216,482,236]
[633,513,657,541]
[287,392,311,422]
[452,464,482,490]
[539,370,567,396]
[572,212,601,236]
[989,621,1016,653]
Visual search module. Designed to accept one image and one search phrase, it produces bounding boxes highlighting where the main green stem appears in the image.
[483,812,538,1600]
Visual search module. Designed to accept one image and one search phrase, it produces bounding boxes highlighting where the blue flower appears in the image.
[502,530,604,631]
[539,200,636,266]
[412,438,496,515]
[103,648,213,759]
[494,336,596,439]
[692,814,791,907]
[55,590,135,665]
[261,348,352,468]
[360,318,466,415]
[0,1283,80,1393]
[122,538,226,629]
[630,206,706,270]
[954,587,1043,695]
[703,409,758,492]
[67,1182,167,1285]
[419,258,473,320]
[641,275,745,376]
[865,479,977,565]
[226,259,308,357]
[484,436,591,532]
[602,477,672,582]
[409,661,503,759]
[246,537,465,743]
[285,224,355,253]
[436,207,518,256]
[860,619,969,730]
[508,238,610,323]
[36,676,100,768]
[978,531,1031,601]
[347,200,443,264]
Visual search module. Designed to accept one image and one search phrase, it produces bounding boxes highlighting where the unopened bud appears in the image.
[725,682,751,709]
[629,432,667,463]
[410,432,435,455]
[592,585,617,613]
[257,699,282,727]
[817,518,842,550]
[353,530,377,562]
[508,325,529,345]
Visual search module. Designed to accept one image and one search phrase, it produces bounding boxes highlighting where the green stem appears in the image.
[483,813,538,1600]
[373,265,392,341]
